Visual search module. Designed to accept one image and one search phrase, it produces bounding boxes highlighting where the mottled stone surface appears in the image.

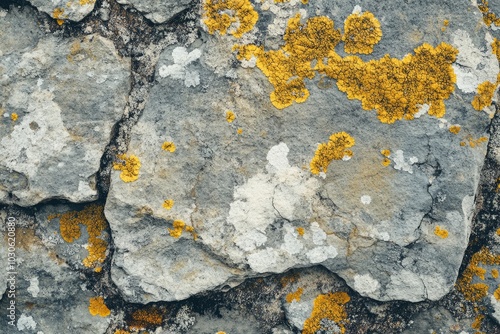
[105,0,496,303]
[115,0,192,24]
[27,0,96,23]
[0,8,130,206]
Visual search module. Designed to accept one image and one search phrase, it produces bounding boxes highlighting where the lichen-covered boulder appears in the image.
[105,0,497,303]
[0,7,130,206]
[115,0,192,24]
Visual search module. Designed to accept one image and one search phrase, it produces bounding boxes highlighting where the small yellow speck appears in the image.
[10,113,18,121]
[162,141,176,153]
[162,199,174,210]
[380,149,390,157]
[237,128,243,134]
[296,227,305,236]
[492,269,499,278]
[226,110,236,123]
[94,267,102,273]
[382,158,391,167]
[443,19,449,26]
[449,125,461,134]
[434,226,449,239]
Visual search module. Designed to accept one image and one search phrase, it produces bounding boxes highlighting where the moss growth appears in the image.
[162,141,176,153]
[434,226,449,239]
[113,154,141,182]
[89,296,110,317]
[310,132,355,175]
[202,0,258,38]
[343,11,382,54]
[302,292,350,334]
[286,287,304,303]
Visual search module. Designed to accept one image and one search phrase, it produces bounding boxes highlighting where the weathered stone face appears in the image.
[0,8,130,206]
[104,0,497,303]
[115,0,192,24]
[26,0,96,23]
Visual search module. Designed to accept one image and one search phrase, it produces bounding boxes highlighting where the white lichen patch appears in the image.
[159,46,202,88]
[27,276,39,298]
[386,270,425,302]
[354,273,380,295]
[310,222,326,245]
[306,246,338,264]
[260,0,308,38]
[451,29,499,94]
[247,247,278,272]
[17,314,37,331]
[360,195,372,205]
[392,150,418,174]
[281,225,304,255]
[414,104,430,118]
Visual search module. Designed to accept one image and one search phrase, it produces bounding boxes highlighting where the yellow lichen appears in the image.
[114,330,130,334]
[475,266,487,280]
[492,38,500,62]
[89,297,111,317]
[113,154,141,182]
[434,226,449,239]
[449,125,461,134]
[380,149,390,157]
[215,332,227,334]
[479,0,500,27]
[202,0,258,38]
[310,132,355,175]
[343,11,382,54]
[463,135,488,148]
[492,269,499,278]
[10,113,18,121]
[472,80,497,111]
[381,158,391,167]
[162,199,174,210]
[286,287,304,303]
[494,286,500,300]
[168,220,185,238]
[162,141,176,153]
[235,14,342,109]
[237,128,243,134]
[472,314,485,331]
[52,8,65,25]
[296,227,305,236]
[48,204,108,269]
[94,266,102,273]
[79,0,96,5]
[302,292,350,334]
[129,307,164,330]
[497,228,500,236]
[226,110,236,123]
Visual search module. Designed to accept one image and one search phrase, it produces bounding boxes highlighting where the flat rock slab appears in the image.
[27,0,96,23]
[105,0,496,303]
[0,7,130,206]
[115,0,192,23]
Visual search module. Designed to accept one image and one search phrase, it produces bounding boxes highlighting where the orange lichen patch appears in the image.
[128,307,164,330]
[318,42,458,123]
[10,113,18,121]
[184,225,198,240]
[79,0,96,5]
[302,292,350,334]
[310,132,355,175]
[280,272,299,287]
[235,14,342,109]
[492,269,499,278]
[381,158,391,167]
[113,154,141,182]
[89,297,111,317]
[52,8,65,25]
[202,0,258,38]
[168,220,185,238]
[226,110,236,123]
[492,38,500,62]
[457,247,500,302]
[472,314,485,331]
[48,204,108,269]
[114,330,130,334]
[475,266,487,280]
[494,286,500,300]
[441,20,449,32]
[463,135,488,148]
[434,226,449,239]
[162,141,176,153]
[162,199,174,210]
[286,287,304,303]
[380,149,390,157]
[449,125,461,134]
[296,227,305,236]
[94,266,102,273]
[381,150,391,166]
[472,80,497,111]
[479,0,500,27]
[237,128,243,134]
[215,332,227,334]
[497,228,500,236]
[343,11,382,54]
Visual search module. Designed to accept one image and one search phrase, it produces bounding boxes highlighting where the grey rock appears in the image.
[104,0,495,303]
[0,7,130,206]
[26,0,95,23]
[115,0,192,24]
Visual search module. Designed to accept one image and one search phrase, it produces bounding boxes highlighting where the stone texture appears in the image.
[115,0,192,24]
[105,0,496,303]
[27,0,96,23]
[0,7,130,206]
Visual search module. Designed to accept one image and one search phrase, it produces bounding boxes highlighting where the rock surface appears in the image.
[105,0,496,303]
[0,7,130,206]
[27,0,96,23]
[115,0,192,23]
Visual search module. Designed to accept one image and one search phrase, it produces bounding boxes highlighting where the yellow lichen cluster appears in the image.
[237,128,243,134]
[162,141,176,153]
[456,247,500,302]
[492,269,499,278]
[235,13,458,123]
[128,307,164,330]
[296,227,305,236]
[449,125,461,134]
[215,332,227,334]
[302,292,350,334]
[52,8,66,25]
[380,149,391,167]
[89,296,111,317]
[114,330,130,334]
[434,226,449,239]
[79,0,96,5]
[162,199,174,210]
[235,14,342,109]
[343,11,382,54]
[274,0,308,3]
[168,220,196,239]
[202,0,258,38]
[472,80,498,111]
[113,154,141,182]
[494,286,500,300]
[310,132,355,175]
[48,204,108,270]
[492,38,500,62]
[10,113,18,121]
[479,0,500,27]
[460,136,488,148]
[280,272,300,287]
[441,19,449,32]
[226,110,236,123]
[286,287,304,303]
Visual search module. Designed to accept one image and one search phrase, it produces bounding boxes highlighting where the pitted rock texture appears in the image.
[27,0,96,23]
[0,8,130,206]
[115,0,192,23]
[105,0,496,303]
